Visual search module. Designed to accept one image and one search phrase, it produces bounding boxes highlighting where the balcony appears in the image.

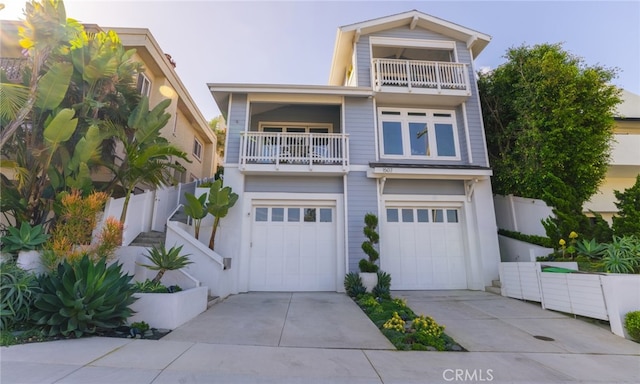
[371,59,471,105]
[240,132,349,175]
[0,58,27,82]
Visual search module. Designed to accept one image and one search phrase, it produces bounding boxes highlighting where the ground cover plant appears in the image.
[344,272,463,351]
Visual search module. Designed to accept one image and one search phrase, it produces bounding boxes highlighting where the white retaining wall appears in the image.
[498,235,554,262]
[494,195,553,237]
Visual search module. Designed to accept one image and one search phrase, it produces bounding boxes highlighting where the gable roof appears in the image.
[328,10,491,85]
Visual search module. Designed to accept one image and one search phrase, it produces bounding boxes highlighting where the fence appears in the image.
[100,179,211,246]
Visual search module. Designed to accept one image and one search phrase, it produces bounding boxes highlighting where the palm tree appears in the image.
[138,245,192,284]
[108,97,190,224]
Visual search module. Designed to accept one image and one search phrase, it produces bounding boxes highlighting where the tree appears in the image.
[478,43,622,206]
[206,179,238,250]
[208,115,226,159]
[612,175,640,237]
[0,0,142,228]
[108,97,189,224]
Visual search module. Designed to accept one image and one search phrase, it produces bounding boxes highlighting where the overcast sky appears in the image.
[2,0,639,120]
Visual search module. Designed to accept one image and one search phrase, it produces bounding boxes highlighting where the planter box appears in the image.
[499,262,577,302]
[128,285,208,330]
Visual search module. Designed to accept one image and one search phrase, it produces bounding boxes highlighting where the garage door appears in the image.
[249,205,337,291]
[381,206,467,290]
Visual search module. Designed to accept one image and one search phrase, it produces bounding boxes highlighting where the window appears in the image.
[258,122,332,134]
[193,138,203,160]
[137,73,151,97]
[378,108,459,159]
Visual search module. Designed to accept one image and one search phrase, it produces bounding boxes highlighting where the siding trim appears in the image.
[369,36,457,50]
[462,102,473,164]
[469,47,490,167]
[224,93,233,165]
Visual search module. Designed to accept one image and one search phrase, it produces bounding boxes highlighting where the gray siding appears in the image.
[226,94,248,165]
[344,97,376,165]
[346,172,378,273]
[245,176,343,193]
[383,179,465,195]
[250,105,341,132]
[353,25,489,168]
[355,36,371,88]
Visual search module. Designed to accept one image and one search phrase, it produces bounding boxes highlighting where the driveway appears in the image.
[163,292,394,349]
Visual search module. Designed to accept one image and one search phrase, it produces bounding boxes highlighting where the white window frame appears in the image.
[258,122,333,133]
[378,107,461,161]
[137,72,151,97]
[193,137,203,161]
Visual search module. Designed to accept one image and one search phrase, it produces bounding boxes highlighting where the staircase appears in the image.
[129,230,165,248]
[485,279,502,295]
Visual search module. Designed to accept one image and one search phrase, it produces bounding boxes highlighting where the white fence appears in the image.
[493,194,553,237]
[100,180,209,246]
[499,262,640,339]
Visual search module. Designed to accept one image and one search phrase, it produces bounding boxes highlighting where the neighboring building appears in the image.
[210,10,501,292]
[0,21,217,183]
[584,90,640,222]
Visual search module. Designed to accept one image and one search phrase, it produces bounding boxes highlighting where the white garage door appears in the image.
[249,205,337,291]
[381,206,467,290]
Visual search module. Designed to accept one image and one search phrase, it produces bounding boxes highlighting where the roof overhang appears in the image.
[208,83,372,118]
[329,10,491,85]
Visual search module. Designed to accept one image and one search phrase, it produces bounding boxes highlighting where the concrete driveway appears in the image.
[163,292,394,349]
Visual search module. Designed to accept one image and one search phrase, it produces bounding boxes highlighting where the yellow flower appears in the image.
[559,239,566,246]
[569,231,578,239]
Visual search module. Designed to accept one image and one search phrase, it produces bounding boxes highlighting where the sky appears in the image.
[2,0,639,121]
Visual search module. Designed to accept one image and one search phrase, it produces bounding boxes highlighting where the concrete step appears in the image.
[207,295,220,308]
[485,285,502,295]
[492,279,502,288]
[130,231,165,248]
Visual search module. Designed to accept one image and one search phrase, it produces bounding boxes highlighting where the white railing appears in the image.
[240,132,349,168]
[372,59,469,92]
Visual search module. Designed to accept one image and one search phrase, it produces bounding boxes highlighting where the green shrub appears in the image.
[613,175,640,237]
[133,279,182,293]
[601,236,640,274]
[0,262,39,330]
[344,272,366,298]
[32,255,136,337]
[624,311,640,341]
[498,229,552,248]
[372,270,391,299]
[1,223,49,253]
[359,213,380,273]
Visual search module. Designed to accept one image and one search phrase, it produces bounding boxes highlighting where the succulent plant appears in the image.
[1,223,49,253]
[138,245,192,284]
[32,255,136,337]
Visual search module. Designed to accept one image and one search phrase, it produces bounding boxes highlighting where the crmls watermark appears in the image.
[443,369,494,382]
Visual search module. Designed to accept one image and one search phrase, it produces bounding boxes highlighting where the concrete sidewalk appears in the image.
[1,291,639,383]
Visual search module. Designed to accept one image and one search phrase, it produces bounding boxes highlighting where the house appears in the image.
[583,90,640,222]
[209,10,501,293]
[0,21,217,183]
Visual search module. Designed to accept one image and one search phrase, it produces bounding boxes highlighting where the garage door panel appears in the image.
[382,206,467,290]
[250,205,336,291]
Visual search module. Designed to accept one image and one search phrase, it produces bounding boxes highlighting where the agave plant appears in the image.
[575,238,606,259]
[138,245,192,284]
[1,222,50,253]
[344,272,366,298]
[0,262,39,330]
[32,255,136,337]
[601,236,640,274]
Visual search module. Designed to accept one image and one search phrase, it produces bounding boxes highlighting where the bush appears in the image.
[372,270,391,299]
[498,229,552,248]
[133,279,182,293]
[613,175,640,237]
[624,311,640,341]
[0,262,39,330]
[344,272,366,298]
[601,236,640,274]
[32,255,136,337]
[359,213,380,273]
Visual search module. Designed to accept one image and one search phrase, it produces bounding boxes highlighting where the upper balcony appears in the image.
[0,58,27,82]
[239,132,349,175]
[371,58,471,105]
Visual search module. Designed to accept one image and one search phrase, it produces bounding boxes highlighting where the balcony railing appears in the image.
[0,58,27,82]
[372,58,469,93]
[240,132,349,169]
